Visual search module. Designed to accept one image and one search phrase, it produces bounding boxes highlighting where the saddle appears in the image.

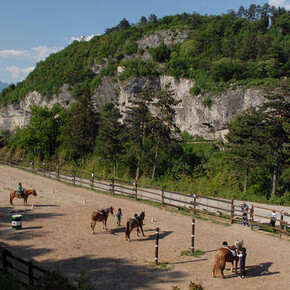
[227,245,237,256]
[98,210,107,216]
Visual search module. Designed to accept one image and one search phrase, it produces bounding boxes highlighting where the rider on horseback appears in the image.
[18,182,24,198]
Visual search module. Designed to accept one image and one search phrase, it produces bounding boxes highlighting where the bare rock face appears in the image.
[119,76,266,140]
[0,85,75,131]
[136,30,190,49]
[0,76,267,141]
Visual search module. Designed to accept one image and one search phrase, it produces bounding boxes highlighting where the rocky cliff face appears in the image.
[0,85,74,131]
[119,76,266,140]
[0,76,266,140]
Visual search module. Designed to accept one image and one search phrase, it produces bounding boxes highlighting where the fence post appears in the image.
[161,189,165,207]
[1,248,8,273]
[230,199,234,224]
[73,170,76,186]
[91,173,94,190]
[155,227,159,265]
[280,211,284,238]
[193,195,197,215]
[191,218,195,253]
[28,260,34,286]
[111,177,115,195]
[134,182,138,200]
[250,204,254,230]
[57,166,60,181]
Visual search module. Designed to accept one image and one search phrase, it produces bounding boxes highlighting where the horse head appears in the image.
[109,206,114,215]
[235,240,243,250]
[32,189,38,196]
[140,211,145,220]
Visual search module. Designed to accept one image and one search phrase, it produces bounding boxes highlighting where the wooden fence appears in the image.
[0,245,50,286]
[1,155,289,238]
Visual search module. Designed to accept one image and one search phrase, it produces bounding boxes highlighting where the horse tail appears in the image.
[213,250,226,276]
[125,221,130,238]
[10,192,14,205]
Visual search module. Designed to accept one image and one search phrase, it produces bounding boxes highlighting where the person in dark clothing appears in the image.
[238,247,247,278]
[270,210,277,233]
[241,202,249,226]
[116,208,122,226]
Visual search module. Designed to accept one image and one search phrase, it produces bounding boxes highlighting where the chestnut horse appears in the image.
[212,240,243,279]
[90,206,114,234]
[125,211,145,242]
[10,189,37,206]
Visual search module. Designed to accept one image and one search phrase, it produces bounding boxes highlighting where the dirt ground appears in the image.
[0,165,289,290]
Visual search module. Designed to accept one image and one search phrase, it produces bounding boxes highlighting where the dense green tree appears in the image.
[139,16,147,26]
[96,103,123,176]
[226,109,267,192]
[149,42,171,63]
[13,104,65,159]
[150,84,181,180]
[148,14,158,23]
[0,130,12,148]
[261,93,290,197]
[123,89,154,181]
[61,88,99,163]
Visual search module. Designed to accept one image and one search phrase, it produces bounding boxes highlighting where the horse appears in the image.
[10,189,37,206]
[212,240,243,279]
[125,211,145,242]
[90,206,114,234]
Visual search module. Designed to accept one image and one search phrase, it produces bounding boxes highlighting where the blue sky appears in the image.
[0,0,289,84]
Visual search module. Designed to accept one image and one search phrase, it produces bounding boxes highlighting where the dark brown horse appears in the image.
[90,206,114,234]
[212,240,243,279]
[125,211,145,242]
[10,189,37,206]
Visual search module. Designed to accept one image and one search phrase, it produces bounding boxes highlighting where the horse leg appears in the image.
[136,227,140,237]
[140,226,145,237]
[220,260,226,279]
[24,197,27,206]
[91,221,96,234]
[212,262,217,278]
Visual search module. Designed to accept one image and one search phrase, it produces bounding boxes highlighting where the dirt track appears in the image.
[0,165,289,290]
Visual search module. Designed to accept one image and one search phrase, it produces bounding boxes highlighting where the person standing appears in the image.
[241,202,249,226]
[116,208,122,226]
[270,210,277,233]
[238,247,247,278]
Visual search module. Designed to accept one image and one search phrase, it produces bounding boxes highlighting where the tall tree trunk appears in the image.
[135,124,145,181]
[271,147,279,198]
[243,162,249,193]
[135,151,142,181]
[113,157,116,178]
[151,140,160,181]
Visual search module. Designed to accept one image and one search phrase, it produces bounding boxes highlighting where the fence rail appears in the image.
[0,246,50,286]
[1,155,289,238]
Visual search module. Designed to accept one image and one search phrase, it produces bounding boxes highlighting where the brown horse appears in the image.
[10,189,37,206]
[90,206,114,234]
[125,211,145,242]
[212,240,243,279]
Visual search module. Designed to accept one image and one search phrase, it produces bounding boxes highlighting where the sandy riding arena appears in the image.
[0,165,289,289]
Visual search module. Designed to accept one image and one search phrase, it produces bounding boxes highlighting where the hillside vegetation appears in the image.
[0,4,289,205]
[0,4,289,105]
